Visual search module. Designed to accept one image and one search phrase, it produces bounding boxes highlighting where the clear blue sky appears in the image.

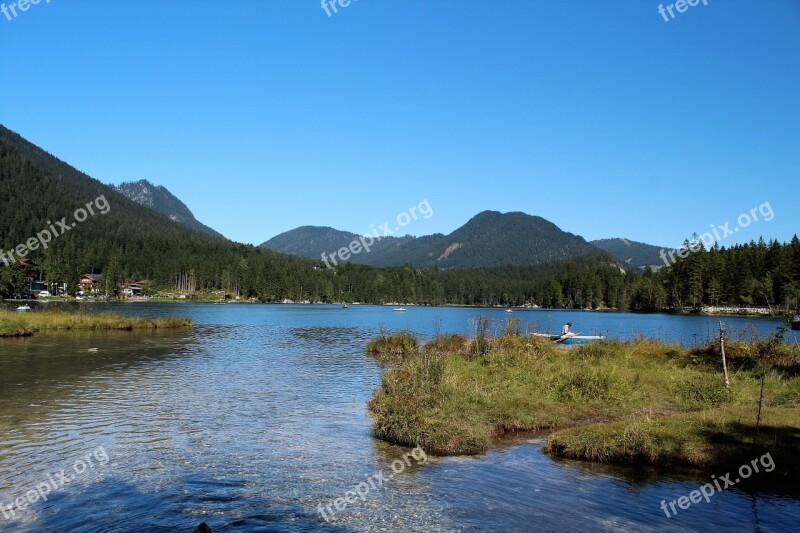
[2,0,798,248]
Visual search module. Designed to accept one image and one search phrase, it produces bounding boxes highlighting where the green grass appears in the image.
[0,310,193,337]
[367,331,800,478]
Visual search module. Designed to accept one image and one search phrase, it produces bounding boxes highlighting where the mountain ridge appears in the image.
[115,179,225,240]
[262,210,602,269]
[590,238,666,270]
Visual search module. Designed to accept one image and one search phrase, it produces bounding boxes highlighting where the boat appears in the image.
[505,309,513,313]
[531,333,605,345]
[15,304,31,312]
[342,304,348,308]
[393,308,407,312]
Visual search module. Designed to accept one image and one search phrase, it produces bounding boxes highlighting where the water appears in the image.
[1,303,798,532]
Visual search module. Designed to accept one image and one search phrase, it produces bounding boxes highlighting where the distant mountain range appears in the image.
[105,170,666,272]
[108,180,665,271]
[261,211,665,270]
[115,179,225,240]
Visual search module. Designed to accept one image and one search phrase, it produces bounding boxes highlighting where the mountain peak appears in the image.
[115,180,226,240]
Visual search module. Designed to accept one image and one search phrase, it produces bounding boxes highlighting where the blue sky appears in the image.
[2,0,798,248]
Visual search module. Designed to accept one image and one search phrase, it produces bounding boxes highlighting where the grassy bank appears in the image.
[367,330,800,478]
[0,310,193,337]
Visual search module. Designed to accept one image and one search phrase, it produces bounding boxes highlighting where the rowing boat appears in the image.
[531,333,605,345]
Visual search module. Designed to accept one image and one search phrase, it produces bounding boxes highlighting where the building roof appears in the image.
[80,273,103,282]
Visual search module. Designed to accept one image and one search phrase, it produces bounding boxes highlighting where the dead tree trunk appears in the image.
[719,321,731,389]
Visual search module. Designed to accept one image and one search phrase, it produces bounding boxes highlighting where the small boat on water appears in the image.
[15,304,31,312]
[342,304,348,308]
[393,308,407,312]
[532,333,605,345]
[505,309,513,313]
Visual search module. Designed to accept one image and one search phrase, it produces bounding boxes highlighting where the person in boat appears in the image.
[561,322,575,338]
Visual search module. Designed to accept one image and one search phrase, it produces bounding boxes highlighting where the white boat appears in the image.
[393,308,407,312]
[531,333,605,345]
[16,304,31,312]
[505,309,513,313]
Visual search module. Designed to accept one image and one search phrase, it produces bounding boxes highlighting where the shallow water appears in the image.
[0,304,798,531]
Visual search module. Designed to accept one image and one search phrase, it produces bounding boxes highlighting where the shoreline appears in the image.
[5,299,791,319]
[0,310,193,338]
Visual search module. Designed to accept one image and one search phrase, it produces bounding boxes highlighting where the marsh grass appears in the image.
[0,310,193,337]
[367,328,800,478]
[366,331,420,360]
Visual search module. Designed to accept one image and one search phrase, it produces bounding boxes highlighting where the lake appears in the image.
[1,303,798,532]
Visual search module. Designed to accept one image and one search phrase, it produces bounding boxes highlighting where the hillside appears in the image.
[0,125,313,296]
[591,238,666,270]
[262,211,598,268]
[115,180,225,239]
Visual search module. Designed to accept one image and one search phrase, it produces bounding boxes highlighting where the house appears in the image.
[122,283,143,298]
[0,258,47,296]
[79,273,103,295]
[0,258,39,280]
[18,258,40,280]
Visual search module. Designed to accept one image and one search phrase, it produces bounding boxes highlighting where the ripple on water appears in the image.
[1,306,799,532]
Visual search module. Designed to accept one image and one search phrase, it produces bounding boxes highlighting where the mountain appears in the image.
[0,124,313,296]
[115,179,225,240]
[590,238,666,271]
[262,211,598,268]
[0,124,633,307]
[263,226,363,259]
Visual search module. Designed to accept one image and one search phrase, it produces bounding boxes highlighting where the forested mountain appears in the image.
[263,226,365,259]
[0,125,314,298]
[0,125,626,306]
[591,238,666,271]
[263,211,598,268]
[1,125,797,313]
[115,179,225,239]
